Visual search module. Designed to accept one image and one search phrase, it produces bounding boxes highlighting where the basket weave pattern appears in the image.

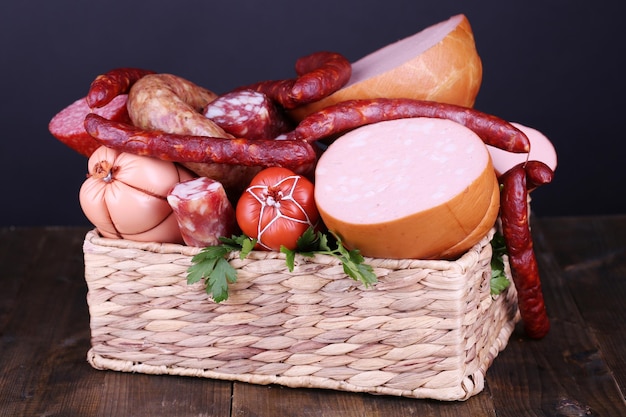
[83,228,519,401]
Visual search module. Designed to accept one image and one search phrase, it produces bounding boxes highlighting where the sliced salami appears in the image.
[203,89,292,140]
[48,94,130,157]
[167,177,237,247]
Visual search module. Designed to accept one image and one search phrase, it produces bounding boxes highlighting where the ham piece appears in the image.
[314,118,500,260]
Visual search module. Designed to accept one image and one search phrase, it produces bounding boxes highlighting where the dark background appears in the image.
[1,0,624,227]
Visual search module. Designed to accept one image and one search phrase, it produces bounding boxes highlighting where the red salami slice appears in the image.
[203,89,292,140]
[167,177,237,247]
[48,94,130,157]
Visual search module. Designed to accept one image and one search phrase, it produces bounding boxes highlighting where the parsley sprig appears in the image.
[490,231,511,296]
[280,227,377,287]
[187,228,377,303]
[187,235,256,303]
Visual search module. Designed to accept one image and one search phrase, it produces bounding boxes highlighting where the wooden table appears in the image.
[1,216,625,416]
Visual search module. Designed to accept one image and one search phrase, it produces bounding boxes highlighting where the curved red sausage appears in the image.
[289,98,531,154]
[83,113,316,171]
[238,51,351,109]
[524,160,555,191]
[499,162,551,339]
[86,67,156,108]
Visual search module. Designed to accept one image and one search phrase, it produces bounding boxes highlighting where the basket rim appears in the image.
[84,227,495,273]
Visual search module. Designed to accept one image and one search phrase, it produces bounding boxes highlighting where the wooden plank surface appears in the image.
[0,217,625,416]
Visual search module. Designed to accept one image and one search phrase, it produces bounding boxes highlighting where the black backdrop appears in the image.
[1,0,624,227]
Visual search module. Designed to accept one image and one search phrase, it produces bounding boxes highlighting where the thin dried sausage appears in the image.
[523,160,554,191]
[289,98,531,153]
[86,67,155,108]
[499,162,551,338]
[84,113,317,172]
[239,51,351,109]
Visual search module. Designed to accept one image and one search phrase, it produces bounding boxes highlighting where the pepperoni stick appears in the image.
[86,67,156,108]
[239,51,351,109]
[499,162,551,339]
[289,98,531,154]
[84,113,317,171]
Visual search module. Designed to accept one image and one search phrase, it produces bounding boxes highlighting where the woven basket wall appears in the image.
[82,227,520,401]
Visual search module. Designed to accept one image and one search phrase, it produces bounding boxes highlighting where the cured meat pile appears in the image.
[48,14,557,339]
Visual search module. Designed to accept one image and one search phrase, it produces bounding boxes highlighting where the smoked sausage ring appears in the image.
[238,51,352,110]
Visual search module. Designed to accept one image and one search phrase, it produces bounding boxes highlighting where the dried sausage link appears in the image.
[289,98,530,153]
[524,160,554,191]
[86,67,156,108]
[84,113,317,171]
[499,163,550,338]
[238,51,351,109]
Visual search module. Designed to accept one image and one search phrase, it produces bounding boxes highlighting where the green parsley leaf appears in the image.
[490,231,511,296]
[188,228,377,303]
[280,245,297,271]
[187,235,256,302]
[281,227,377,287]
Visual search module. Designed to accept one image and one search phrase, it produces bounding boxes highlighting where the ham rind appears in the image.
[48,94,130,157]
[167,177,236,247]
[487,122,558,177]
[314,118,500,260]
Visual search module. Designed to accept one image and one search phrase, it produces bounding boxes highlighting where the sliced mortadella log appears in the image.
[487,122,558,177]
[167,177,237,247]
[314,118,500,260]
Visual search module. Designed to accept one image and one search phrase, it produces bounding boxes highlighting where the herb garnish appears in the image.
[280,227,377,287]
[490,231,511,296]
[187,228,376,303]
[187,235,256,303]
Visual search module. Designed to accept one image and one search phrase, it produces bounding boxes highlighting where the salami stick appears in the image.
[84,113,316,171]
[239,51,351,109]
[86,67,156,108]
[289,98,530,154]
[499,162,551,339]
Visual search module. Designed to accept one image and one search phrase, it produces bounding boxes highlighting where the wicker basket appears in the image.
[82,227,519,401]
